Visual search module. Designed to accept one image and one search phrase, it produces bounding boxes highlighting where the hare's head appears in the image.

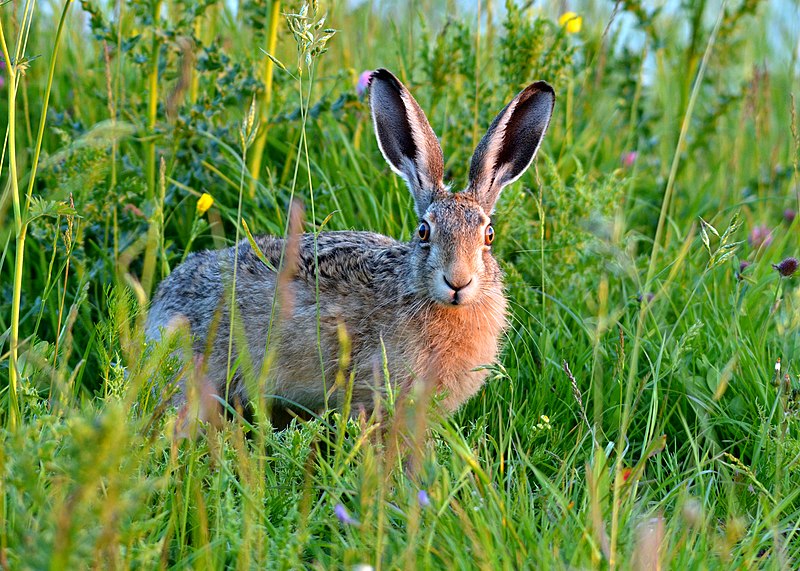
[369,69,554,307]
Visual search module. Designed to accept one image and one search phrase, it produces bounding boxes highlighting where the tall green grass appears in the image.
[1,0,799,568]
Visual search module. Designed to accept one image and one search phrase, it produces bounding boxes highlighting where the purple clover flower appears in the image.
[334,503,359,526]
[784,209,796,224]
[748,225,773,249]
[773,257,798,278]
[356,70,373,97]
[417,490,431,508]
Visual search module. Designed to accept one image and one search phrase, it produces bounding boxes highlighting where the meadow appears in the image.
[1,0,799,568]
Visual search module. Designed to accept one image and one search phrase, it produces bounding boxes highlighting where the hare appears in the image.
[146,69,555,426]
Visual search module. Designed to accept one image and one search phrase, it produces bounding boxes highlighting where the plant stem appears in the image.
[146,0,163,201]
[609,4,726,565]
[247,0,281,198]
[25,1,74,210]
[2,17,21,429]
[3,1,74,429]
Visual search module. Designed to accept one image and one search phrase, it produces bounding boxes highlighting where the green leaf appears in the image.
[242,219,276,271]
[27,197,77,224]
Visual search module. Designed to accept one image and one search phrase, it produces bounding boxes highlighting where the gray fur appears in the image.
[146,70,555,425]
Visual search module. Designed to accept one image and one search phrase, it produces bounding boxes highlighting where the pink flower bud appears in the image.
[356,70,374,97]
[621,151,638,168]
[748,225,773,249]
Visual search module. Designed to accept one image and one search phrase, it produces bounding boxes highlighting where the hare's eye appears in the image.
[484,224,495,246]
[418,221,431,242]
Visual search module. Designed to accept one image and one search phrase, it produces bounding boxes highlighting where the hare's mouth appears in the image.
[433,273,479,306]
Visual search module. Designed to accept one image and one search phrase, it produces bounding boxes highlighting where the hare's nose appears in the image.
[443,275,472,292]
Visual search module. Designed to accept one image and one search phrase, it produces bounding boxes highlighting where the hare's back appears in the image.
[146,248,227,341]
[293,231,402,284]
[146,229,404,345]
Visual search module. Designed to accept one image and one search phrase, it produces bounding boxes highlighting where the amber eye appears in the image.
[484,224,495,245]
[418,221,431,242]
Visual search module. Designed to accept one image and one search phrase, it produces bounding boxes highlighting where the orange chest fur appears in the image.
[412,296,507,385]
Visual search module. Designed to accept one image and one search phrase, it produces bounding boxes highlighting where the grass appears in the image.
[1,0,800,568]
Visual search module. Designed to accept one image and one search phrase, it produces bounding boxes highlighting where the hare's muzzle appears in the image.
[436,270,480,306]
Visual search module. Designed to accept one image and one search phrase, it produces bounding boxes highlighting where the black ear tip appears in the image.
[522,80,556,102]
[373,68,393,79]
[370,68,403,92]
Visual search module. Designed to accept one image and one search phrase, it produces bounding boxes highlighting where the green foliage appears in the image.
[1,0,799,567]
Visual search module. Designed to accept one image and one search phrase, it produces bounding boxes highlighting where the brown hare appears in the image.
[146,69,555,426]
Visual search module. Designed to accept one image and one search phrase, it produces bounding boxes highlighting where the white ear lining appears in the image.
[369,69,446,216]
[473,97,520,194]
[494,103,552,190]
[370,101,405,179]
[466,82,555,211]
[404,97,440,189]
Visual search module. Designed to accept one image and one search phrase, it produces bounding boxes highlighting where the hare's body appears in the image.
[147,228,506,418]
[146,69,554,424]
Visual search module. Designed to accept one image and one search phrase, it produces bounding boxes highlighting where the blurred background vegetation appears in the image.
[1,0,799,567]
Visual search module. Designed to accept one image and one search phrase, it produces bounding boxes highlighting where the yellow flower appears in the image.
[196,193,214,215]
[558,12,582,34]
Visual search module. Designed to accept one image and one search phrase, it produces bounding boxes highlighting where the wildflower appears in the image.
[534,415,552,431]
[736,260,751,281]
[558,12,582,34]
[637,292,655,304]
[748,224,772,249]
[621,151,638,168]
[417,490,431,508]
[356,70,373,97]
[123,203,146,218]
[772,257,798,278]
[784,208,796,224]
[0,58,4,90]
[196,192,214,215]
[334,503,359,526]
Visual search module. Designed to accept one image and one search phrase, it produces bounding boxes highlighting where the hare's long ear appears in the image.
[369,68,445,217]
[465,81,555,212]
